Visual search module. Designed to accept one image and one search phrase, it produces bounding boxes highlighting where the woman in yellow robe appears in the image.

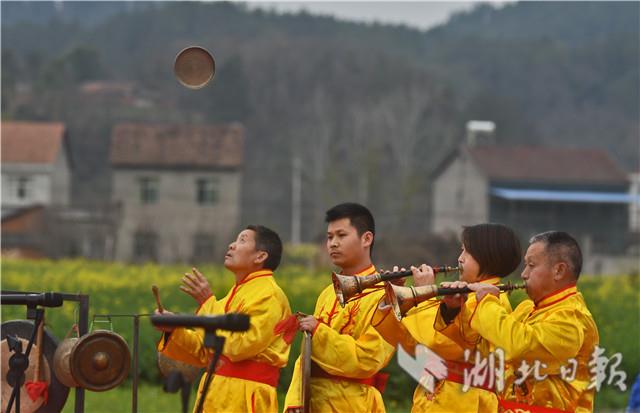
[374,223,522,413]
[156,225,292,413]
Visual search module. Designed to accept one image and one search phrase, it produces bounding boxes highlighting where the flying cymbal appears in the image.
[174,46,215,90]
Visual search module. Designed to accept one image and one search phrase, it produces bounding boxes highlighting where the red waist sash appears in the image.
[310,361,389,394]
[444,359,495,392]
[215,355,280,387]
[498,399,571,413]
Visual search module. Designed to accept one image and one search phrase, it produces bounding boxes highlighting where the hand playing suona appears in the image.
[412,264,435,287]
[466,282,500,303]
[153,308,176,333]
[298,315,319,334]
[384,266,406,286]
[180,267,213,305]
[440,281,469,309]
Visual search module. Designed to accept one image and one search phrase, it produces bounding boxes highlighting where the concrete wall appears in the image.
[630,173,640,233]
[491,197,630,254]
[432,151,489,234]
[51,147,71,205]
[112,168,242,263]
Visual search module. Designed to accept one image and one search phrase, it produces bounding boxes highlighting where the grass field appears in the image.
[2,258,638,412]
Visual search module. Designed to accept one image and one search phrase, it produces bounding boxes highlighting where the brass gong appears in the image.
[157,353,201,384]
[53,330,130,392]
[52,337,79,388]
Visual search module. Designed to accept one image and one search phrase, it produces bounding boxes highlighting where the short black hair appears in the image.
[325,203,375,254]
[246,225,283,271]
[529,231,583,279]
[461,223,522,278]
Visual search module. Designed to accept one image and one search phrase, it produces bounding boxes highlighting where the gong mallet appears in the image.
[152,285,164,313]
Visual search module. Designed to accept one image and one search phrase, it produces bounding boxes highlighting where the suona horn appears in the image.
[385,282,525,321]
[332,266,459,307]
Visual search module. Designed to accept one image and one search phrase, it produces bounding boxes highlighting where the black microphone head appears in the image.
[150,314,173,327]
[43,292,64,307]
[225,313,250,332]
[150,313,250,331]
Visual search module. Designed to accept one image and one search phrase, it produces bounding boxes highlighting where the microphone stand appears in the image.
[5,306,45,413]
[194,330,225,413]
[151,314,249,413]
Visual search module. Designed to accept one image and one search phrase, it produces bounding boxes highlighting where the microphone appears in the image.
[151,313,250,332]
[1,292,64,307]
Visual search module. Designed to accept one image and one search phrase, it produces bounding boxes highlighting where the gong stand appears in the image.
[2,290,90,413]
[5,307,44,413]
[93,313,154,413]
[194,331,225,413]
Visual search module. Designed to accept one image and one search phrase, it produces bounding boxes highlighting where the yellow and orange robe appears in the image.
[157,270,292,413]
[440,284,599,413]
[375,276,511,412]
[284,265,395,413]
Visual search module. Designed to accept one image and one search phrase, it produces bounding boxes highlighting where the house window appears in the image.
[139,177,158,204]
[133,231,158,262]
[192,233,215,263]
[15,176,30,200]
[196,178,218,205]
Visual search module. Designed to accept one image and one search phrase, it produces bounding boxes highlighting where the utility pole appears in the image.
[291,156,302,244]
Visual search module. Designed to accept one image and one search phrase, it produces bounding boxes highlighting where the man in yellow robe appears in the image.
[374,223,521,412]
[283,203,395,413]
[154,225,292,413]
[438,231,599,413]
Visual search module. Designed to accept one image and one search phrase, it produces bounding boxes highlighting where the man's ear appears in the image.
[553,261,569,281]
[254,251,269,266]
[362,231,374,248]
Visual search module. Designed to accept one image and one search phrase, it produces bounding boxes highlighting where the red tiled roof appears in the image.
[1,205,44,232]
[110,123,244,168]
[467,145,628,185]
[1,121,66,164]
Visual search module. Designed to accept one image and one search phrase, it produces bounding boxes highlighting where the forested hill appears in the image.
[2,1,638,240]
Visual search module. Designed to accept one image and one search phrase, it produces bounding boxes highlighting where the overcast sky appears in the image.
[245,1,497,31]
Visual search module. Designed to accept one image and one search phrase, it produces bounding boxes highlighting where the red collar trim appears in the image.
[237,269,273,285]
[534,284,577,309]
[339,264,376,277]
[357,264,377,276]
